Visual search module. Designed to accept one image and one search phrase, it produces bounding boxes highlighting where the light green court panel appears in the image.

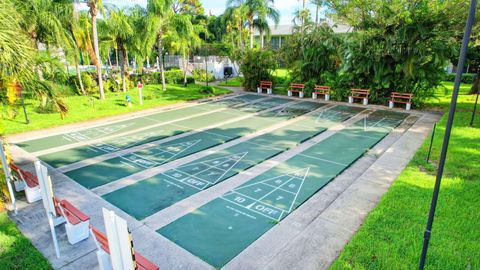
[16,94,263,153]
[158,109,408,268]
[65,100,317,189]
[101,105,361,221]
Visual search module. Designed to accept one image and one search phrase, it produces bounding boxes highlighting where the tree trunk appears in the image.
[116,48,119,67]
[249,22,254,49]
[91,12,105,99]
[120,44,127,93]
[471,69,480,94]
[126,50,130,69]
[315,4,319,25]
[260,31,265,48]
[75,57,85,95]
[183,52,188,86]
[157,36,166,91]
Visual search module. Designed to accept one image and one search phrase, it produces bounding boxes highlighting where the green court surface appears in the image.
[102,105,363,220]
[158,110,407,268]
[65,101,323,189]
[16,94,265,153]
[37,96,288,168]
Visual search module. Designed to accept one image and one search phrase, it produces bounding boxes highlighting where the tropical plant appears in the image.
[86,0,106,99]
[240,49,277,91]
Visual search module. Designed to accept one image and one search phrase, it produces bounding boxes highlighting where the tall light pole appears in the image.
[418,0,477,269]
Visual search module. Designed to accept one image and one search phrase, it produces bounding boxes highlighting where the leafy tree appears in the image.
[86,0,106,99]
[240,49,277,91]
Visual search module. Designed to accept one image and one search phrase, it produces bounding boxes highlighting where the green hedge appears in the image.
[443,73,476,84]
[130,70,194,85]
[192,69,215,82]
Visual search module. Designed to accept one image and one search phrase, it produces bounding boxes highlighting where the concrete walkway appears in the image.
[6,91,441,270]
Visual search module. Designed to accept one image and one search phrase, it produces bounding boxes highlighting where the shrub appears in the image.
[81,72,98,94]
[443,73,475,84]
[164,70,184,84]
[199,85,214,94]
[192,69,215,82]
[240,49,277,91]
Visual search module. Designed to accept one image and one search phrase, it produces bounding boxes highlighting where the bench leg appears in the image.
[363,98,368,105]
[14,180,25,192]
[96,250,112,270]
[25,186,42,203]
[312,93,317,99]
[65,220,90,245]
[389,101,394,109]
[257,87,262,94]
[325,94,330,101]
[406,103,411,111]
[267,88,272,95]
[288,90,292,97]
[348,96,353,104]
[299,92,304,98]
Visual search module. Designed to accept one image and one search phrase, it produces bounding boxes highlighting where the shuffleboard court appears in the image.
[37,97,290,168]
[16,94,265,153]
[64,100,320,189]
[158,110,408,268]
[101,105,363,220]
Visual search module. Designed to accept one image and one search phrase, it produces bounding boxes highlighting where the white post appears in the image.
[299,92,304,98]
[35,161,61,258]
[312,93,317,99]
[267,88,272,94]
[288,90,292,97]
[406,103,411,111]
[137,82,143,106]
[0,142,17,214]
[257,87,262,94]
[348,96,353,103]
[389,101,394,108]
[363,98,368,105]
[325,94,330,101]
[102,208,135,270]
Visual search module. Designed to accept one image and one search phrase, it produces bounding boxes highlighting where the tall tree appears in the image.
[146,0,175,91]
[228,0,279,49]
[86,0,105,99]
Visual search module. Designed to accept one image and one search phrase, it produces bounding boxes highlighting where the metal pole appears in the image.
[418,1,477,269]
[469,91,479,127]
[426,123,436,163]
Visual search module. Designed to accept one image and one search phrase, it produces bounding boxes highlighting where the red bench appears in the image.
[349,88,370,105]
[312,85,331,101]
[53,198,90,245]
[288,83,305,98]
[8,162,41,203]
[90,226,160,270]
[389,92,414,110]
[257,80,273,94]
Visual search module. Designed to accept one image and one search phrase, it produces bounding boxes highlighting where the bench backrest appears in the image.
[314,85,331,93]
[391,92,413,101]
[259,81,273,88]
[289,83,305,91]
[90,226,160,270]
[9,162,39,188]
[350,88,370,97]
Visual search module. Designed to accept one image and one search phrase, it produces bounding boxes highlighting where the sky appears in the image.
[97,0,318,25]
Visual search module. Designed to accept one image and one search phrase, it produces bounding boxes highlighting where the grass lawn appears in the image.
[331,82,480,269]
[0,212,51,270]
[2,84,230,135]
[217,77,243,87]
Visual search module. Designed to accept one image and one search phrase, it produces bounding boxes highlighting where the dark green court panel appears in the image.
[158,110,408,268]
[40,108,244,168]
[102,104,361,220]
[16,94,262,153]
[65,99,313,189]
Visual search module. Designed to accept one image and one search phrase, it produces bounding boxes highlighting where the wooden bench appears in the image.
[312,85,331,101]
[349,88,370,105]
[257,80,273,94]
[54,198,90,245]
[8,162,41,203]
[389,92,413,110]
[90,226,160,270]
[288,83,305,98]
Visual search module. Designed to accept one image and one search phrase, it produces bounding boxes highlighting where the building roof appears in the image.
[254,21,352,36]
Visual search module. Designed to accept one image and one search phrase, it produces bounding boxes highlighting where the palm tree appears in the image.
[145,0,175,91]
[228,0,279,49]
[310,0,324,25]
[253,17,270,48]
[86,0,106,99]
[102,7,134,93]
[165,14,201,85]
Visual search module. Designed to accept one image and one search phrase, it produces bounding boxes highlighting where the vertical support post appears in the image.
[426,123,437,163]
[0,142,17,214]
[102,208,135,270]
[418,1,477,269]
[470,91,479,127]
[35,161,61,258]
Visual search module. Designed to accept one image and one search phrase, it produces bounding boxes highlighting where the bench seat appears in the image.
[312,85,331,100]
[389,92,413,110]
[257,80,273,94]
[349,88,370,105]
[288,83,305,98]
[9,162,41,203]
